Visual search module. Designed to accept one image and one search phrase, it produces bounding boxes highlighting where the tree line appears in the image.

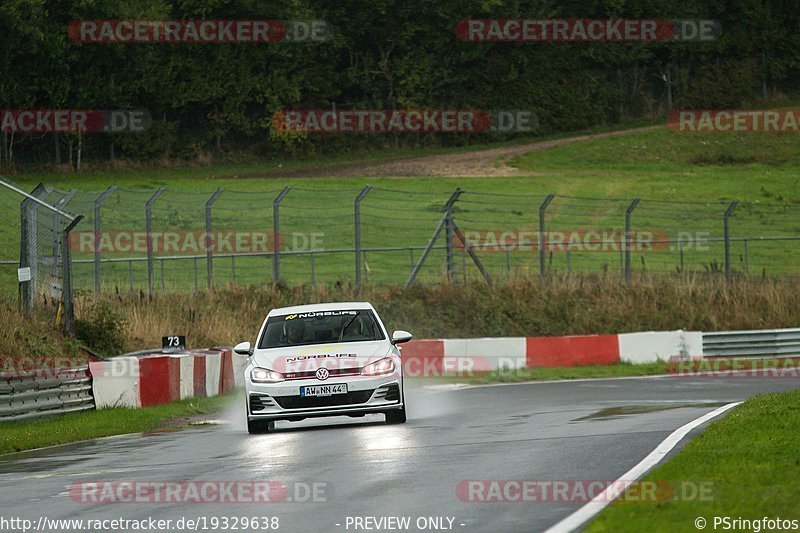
[1,0,797,169]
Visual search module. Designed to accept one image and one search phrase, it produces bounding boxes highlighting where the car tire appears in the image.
[247,418,275,434]
[385,407,407,424]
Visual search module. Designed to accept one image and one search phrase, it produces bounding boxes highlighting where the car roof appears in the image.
[268,301,376,316]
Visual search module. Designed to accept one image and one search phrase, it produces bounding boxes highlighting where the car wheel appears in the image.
[247,418,274,434]
[385,407,407,424]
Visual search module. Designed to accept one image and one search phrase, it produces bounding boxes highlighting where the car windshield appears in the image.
[258,310,385,349]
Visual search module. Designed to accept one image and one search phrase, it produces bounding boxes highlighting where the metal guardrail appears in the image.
[0,367,95,422]
[703,328,800,358]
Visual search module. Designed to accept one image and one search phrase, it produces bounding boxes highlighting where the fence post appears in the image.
[405,189,462,287]
[744,239,749,274]
[145,188,165,297]
[60,215,84,334]
[354,186,372,287]
[272,187,291,283]
[53,190,76,237]
[451,222,491,286]
[52,191,76,292]
[538,194,555,279]
[19,184,50,313]
[50,191,76,305]
[624,198,640,286]
[19,203,29,312]
[204,189,224,289]
[724,201,738,283]
[93,186,117,295]
[445,189,464,283]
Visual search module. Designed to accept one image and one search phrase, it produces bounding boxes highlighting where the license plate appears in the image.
[300,384,348,397]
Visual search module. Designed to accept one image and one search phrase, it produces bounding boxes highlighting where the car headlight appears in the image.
[250,368,285,383]
[361,357,395,376]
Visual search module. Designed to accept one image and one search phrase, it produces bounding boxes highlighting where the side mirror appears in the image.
[233,341,252,356]
[391,330,413,345]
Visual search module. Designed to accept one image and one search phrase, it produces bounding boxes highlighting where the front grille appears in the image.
[273,390,374,409]
[249,394,274,412]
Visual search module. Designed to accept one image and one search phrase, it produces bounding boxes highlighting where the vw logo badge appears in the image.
[316,367,329,381]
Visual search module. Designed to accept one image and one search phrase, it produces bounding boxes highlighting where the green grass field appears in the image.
[587,388,800,531]
[3,123,800,294]
[438,361,670,384]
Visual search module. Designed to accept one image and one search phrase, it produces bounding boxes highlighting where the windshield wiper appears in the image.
[338,312,360,342]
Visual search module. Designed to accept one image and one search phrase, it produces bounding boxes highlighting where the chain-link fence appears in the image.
[0,184,22,304]
[2,182,800,299]
[0,178,84,331]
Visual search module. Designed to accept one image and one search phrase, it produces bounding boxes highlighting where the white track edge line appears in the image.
[542,401,742,533]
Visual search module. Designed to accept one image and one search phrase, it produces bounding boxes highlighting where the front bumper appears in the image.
[246,375,403,421]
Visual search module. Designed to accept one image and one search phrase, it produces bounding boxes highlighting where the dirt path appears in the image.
[275,125,660,178]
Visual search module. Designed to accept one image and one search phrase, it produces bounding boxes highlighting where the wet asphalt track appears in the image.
[1,375,798,533]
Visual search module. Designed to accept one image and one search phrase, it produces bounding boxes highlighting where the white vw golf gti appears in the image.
[236,302,411,433]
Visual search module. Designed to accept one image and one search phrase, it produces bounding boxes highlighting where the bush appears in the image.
[112,121,179,160]
[74,302,127,356]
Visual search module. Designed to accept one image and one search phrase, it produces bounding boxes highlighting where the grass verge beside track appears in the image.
[437,362,670,385]
[0,393,236,455]
[586,388,800,532]
[436,358,800,385]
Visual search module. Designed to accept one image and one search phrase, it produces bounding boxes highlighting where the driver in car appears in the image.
[284,319,306,344]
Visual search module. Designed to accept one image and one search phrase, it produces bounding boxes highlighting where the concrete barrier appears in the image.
[89,357,140,408]
[404,331,703,375]
[90,330,710,409]
[401,339,444,377]
[90,349,241,409]
[443,337,527,371]
[178,355,194,400]
[139,356,181,407]
[233,354,249,388]
[204,351,221,399]
[527,334,620,367]
[618,330,703,364]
